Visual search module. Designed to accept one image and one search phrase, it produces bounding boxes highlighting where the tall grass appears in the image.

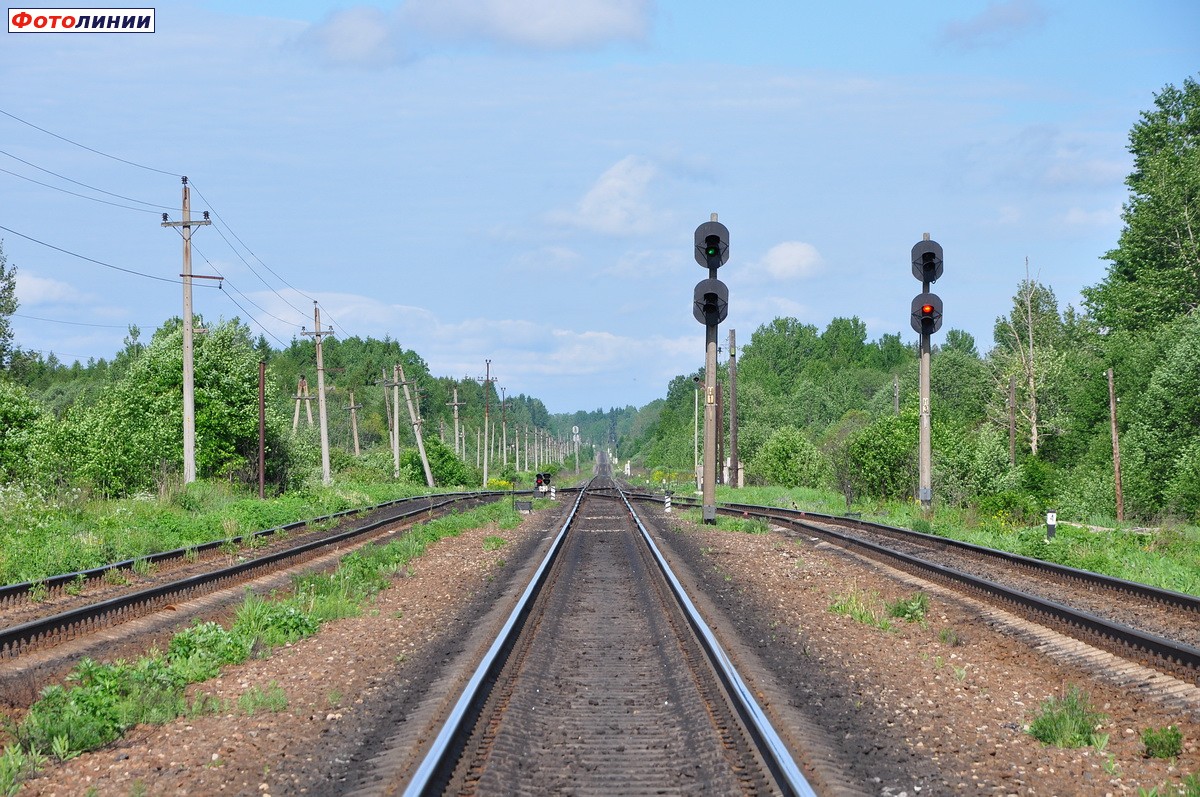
[709,485,1200,598]
[0,480,443,586]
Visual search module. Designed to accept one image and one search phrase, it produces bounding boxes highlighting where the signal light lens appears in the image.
[921,304,934,315]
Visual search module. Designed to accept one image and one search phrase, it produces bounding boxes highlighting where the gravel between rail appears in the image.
[13,500,1200,796]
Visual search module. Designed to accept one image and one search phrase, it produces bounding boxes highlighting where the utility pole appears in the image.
[1108,368,1125,522]
[693,376,700,490]
[500,388,508,469]
[293,376,314,432]
[475,360,497,488]
[398,362,434,487]
[447,387,465,457]
[346,391,363,457]
[161,176,214,484]
[728,329,739,488]
[301,302,334,485]
[391,366,402,476]
[258,361,266,500]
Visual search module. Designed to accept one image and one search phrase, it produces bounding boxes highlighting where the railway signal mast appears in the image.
[910,235,944,512]
[693,215,730,524]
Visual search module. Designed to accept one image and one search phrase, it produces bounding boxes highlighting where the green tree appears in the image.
[1083,75,1200,333]
[0,240,17,369]
[34,317,293,496]
[0,378,43,480]
[991,276,1064,456]
[746,426,831,489]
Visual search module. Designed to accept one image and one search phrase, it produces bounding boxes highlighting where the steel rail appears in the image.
[614,486,817,797]
[0,490,507,603]
[0,493,491,657]
[639,492,1200,615]
[632,492,1200,675]
[401,480,591,796]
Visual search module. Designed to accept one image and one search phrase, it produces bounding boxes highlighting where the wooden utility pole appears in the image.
[398,362,434,487]
[293,376,314,431]
[302,302,334,485]
[1108,368,1125,522]
[728,327,739,488]
[346,391,363,457]
[161,176,213,484]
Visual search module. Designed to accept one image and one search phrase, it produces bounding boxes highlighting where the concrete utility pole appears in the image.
[1108,368,1125,522]
[161,176,213,484]
[475,360,497,487]
[447,388,465,457]
[693,376,700,490]
[398,362,434,487]
[302,302,334,485]
[346,391,363,457]
[500,388,508,469]
[728,329,739,488]
[258,361,266,500]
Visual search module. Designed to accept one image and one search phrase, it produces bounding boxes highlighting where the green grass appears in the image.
[706,484,1200,598]
[5,498,523,788]
[1027,685,1108,749]
[828,586,893,631]
[0,479,459,586]
[886,591,930,624]
[238,682,288,716]
[1142,725,1184,759]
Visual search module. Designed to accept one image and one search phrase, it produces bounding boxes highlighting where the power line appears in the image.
[0,223,220,286]
[0,165,164,214]
[0,107,178,177]
[188,181,313,317]
[13,312,137,329]
[0,148,172,211]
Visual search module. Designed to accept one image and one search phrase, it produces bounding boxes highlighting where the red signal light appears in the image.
[921,304,934,315]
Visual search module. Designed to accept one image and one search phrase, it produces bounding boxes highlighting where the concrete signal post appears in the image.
[910,235,944,512]
[693,215,730,524]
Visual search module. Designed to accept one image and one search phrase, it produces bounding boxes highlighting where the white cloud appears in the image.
[297,6,407,68]
[16,272,87,305]
[1062,203,1122,228]
[403,0,651,50]
[756,241,824,281]
[940,0,1048,49]
[549,155,661,235]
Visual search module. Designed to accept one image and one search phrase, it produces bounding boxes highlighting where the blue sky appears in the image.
[2,1,1197,413]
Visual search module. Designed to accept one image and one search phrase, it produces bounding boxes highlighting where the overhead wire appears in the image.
[0,148,173,211]
[0,223,219,286]
[1,106,355,351]
[0,166,166,214]
[0,107,178,177]
[13,312,139,329]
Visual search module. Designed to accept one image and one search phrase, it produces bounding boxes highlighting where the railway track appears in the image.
[632,492,1200,682]
[0,491,501,664]
[387,471,818,796]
